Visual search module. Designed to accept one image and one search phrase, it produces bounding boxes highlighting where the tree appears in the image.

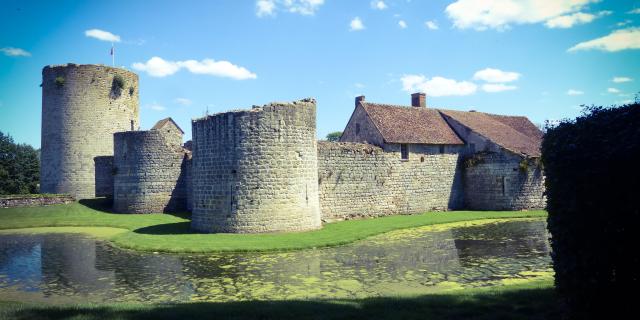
[326,131,342,142]
[0,131,40,194]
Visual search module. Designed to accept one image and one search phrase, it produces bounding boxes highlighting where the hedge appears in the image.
[542,102,640,319]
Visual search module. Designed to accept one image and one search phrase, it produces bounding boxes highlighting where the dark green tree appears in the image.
[325,131,342,142]
[0,131,40,194]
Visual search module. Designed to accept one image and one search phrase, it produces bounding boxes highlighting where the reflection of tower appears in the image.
[40,64,139,199]
[40,234,116,296]
[94,244,189,302]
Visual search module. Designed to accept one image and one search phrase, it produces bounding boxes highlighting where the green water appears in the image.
[0,219,552,303]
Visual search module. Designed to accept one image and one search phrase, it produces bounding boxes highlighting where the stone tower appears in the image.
[40,64,139,199]
[113,118,189,213]
[190,99,322,233]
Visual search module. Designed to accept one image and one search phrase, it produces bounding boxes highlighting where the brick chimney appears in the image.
[411,92,426,108]
[355,95,365,108]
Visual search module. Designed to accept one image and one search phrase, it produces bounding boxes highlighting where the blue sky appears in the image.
[1,0,639,147]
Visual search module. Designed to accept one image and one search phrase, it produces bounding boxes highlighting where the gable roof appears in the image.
[438,109,542,157]
[360,102,464,145]
[151,117,184,134]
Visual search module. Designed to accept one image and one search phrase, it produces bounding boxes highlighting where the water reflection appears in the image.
[0,219,552,303]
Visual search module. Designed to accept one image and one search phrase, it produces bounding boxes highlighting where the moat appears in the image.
[0,219,552,303]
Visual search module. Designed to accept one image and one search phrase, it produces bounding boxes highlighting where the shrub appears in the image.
[54,76,65,87]
[542,102,640,319]
[325,131,342,142]
[111,75,125,96]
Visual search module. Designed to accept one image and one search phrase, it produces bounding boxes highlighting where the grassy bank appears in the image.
[0,279,559,320]
[0,199,547,253]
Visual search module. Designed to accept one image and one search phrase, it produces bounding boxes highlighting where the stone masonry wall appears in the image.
[190,99,322,233]
[94,156,114,197]
[40,64,139,199]
[464,151,546,210]
[318,141,464,221]
[112,129,188,213]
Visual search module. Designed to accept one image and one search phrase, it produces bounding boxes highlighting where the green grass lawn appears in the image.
[0,199,547,253]
[0,279,559,320]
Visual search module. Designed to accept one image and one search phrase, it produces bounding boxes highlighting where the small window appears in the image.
[401,144,409,160]
[355,123,361,135]
[130,120,134,131]
[439,145,445,154]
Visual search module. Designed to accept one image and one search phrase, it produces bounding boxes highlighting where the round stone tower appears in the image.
[190,99,322,233]
[113,118,189,214]
[40,64,139,199]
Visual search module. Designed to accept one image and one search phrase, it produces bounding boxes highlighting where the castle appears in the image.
[40,64,545,233]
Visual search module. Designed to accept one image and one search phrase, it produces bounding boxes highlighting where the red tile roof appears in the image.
[438,109,542,157]
[360,102,464,145]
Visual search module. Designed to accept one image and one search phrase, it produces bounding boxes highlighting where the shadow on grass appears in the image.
[1,287,561,320]
[133,222,193,235]
[79,198,114,213]
[78,198,192,220]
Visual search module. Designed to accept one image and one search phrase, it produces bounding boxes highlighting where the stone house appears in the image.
[339,93,545,211]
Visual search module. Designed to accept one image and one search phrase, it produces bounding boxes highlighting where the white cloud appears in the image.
[568,28,640,52]
[616,20,633,27]
[132,57,257,80]
[350,17,365,31]
[473,68,520,83]
[398,20,407,29]
[401,75,477,97]
[482,83,517,92]
[146,103,166,111]
[354,83,365,88]
[84,29,121,42]
[612,76,633,83]
[256,0,324,17]
[178,59,257,79]
[567,89,584,95]
[175,98,192,106]
[371,1,387,10]
[607,87,621,93]
[629,8,640,14]
[445,0,598,30]
[545,11,610,29]
[0,47,31,57]
[256,0,275,17]
[132,57,181,77]
[425,20,439,30]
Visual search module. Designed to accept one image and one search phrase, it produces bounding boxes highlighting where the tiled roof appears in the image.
[360,102,464,145]
[152,117,184,134]
[438,109,542,157]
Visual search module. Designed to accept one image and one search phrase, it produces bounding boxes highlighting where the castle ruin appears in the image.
[40,64,546,233]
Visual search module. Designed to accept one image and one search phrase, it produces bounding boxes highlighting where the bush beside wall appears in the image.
[542,102,640,319]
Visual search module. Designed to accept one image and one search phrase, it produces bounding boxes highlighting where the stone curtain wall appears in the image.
[40,64,139,199]
[94,156,114,197]
[317,141,464,221]
[463,151,545,210]
[112,129,188,213]
[0,195,75,208]
[190,99,322,233]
